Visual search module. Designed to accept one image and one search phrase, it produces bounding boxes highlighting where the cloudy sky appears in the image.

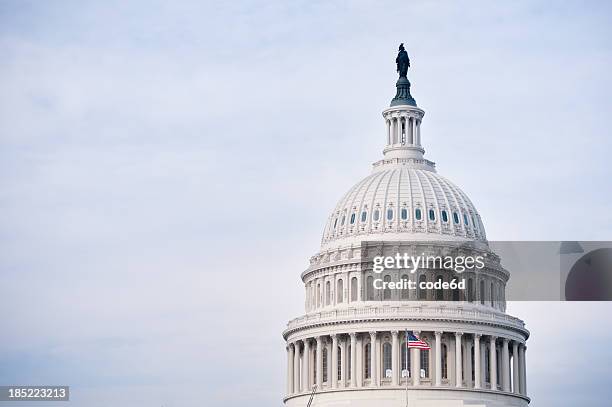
[1,1,611,406]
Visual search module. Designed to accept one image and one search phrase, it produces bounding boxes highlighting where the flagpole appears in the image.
[405,330,409,407]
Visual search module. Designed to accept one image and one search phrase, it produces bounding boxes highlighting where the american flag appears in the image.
[406,330,431,350]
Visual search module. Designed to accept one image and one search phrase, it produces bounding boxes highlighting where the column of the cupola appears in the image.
[302,339,311,391]
[369,331,378,386]
[409,116,414,145]
[391,331,399,385]
[519,344,527,395]
[385,118,391,145]
[416,118,421,146]
[502,338,511,392]
[489,336,497,390]
[293,341,301,392]
[434,331,442,386]
[512,341,520,394]
[350,333,357,387]
[455,332,463,387]
[474,334,482,389]
[287,344,294,394]
[316,336,323,388]
[411,331,421,386]
[331,334,338,388]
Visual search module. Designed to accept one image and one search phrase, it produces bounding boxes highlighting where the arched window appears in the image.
[441,344,448,379]
[364,343,371,379]
[373,209,380,222]
[383,342,392,378]
[485,347,490,383]
[361,210,367,222]
[333,218,338,228]
[429,209,436,221]
[325,281,331,305]
[350,213,356,224]
[467,278,474,302]
[401,274,409,299]
[337,346,342,381]
[453,212,460,224]
[351,277,358,302]
[337,279,344,303]
[471,345,475,381]
[367,276,375,300]
[421,349,430,378]
[316,283,321,308]
[341,215,346,226]
[490,282,495,306]
[436,275,444,300]
[347,344,352,380]
[383,275,391,300]
[464,213,469,226]
[452,285,460,301]
[442,210,448,223]
[415,208,422,220]
[418,274,427,300]
[387,208,394,221]
[401,208,408,220]
[480,280,485,305]
[323,347,328,382]
[401,339,411,374]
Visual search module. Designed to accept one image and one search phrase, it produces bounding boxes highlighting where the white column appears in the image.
[303,339,311,391]
[416,119,421,146]
[369,331,378,386]
[340,336,347,387]
[357,335,363,387]
[435,331,442,386]
[411,331,420,386]
[490,336,497,390]
[327,340,332,387]
[512,341,520,393]
[316,336,323,388]
[293,341,301,392]
[474,334,481,389]
[519,344,527,395]
[386,118,391,145]
[397,116,402,144]
[350,333,357,387]
[502,338,510,392]
[331,334,338,388]
[287,344,294,394]
[455,332,463,387]
[391,331,399,386]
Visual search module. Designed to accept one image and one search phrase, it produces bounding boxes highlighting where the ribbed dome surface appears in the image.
[321,166,486,248]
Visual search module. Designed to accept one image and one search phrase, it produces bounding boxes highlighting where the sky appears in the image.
[1,1,612,406]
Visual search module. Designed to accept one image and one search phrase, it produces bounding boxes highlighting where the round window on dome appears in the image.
[453,212,460,224]
[429,209,436,221]
[442,210,448,223]
[373,209,380,222]
[361,211,367,222]
[415,208,422,220]
[350,213,356,224]
[386,208,393,221]
[401,208,408,220]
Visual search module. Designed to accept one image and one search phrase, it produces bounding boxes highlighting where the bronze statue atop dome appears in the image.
[396,43,410,78]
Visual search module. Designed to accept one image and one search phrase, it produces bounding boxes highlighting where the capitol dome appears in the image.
[283,46,529,407]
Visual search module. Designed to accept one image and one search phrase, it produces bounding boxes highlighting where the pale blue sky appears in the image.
[1,1,612,406]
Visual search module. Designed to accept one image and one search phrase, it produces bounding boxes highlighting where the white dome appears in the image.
[321,164,486,249]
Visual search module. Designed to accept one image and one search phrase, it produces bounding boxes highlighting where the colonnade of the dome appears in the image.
[285,330,527,400]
